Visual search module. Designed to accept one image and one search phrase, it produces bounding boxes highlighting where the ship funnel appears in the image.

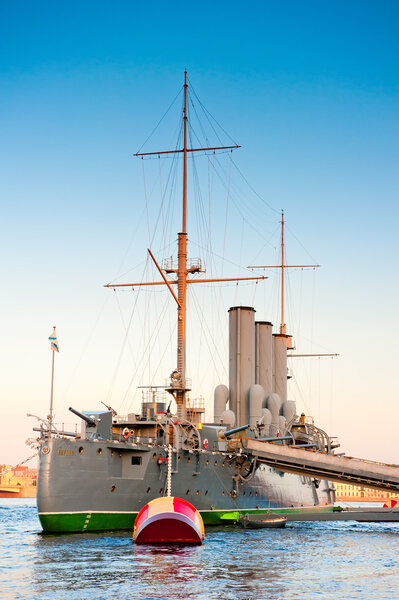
[228,306,256,427]
[273,334,288,403]
[255,321,273,399]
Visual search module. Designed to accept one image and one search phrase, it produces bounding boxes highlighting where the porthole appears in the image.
[205,490,208,496]
[146,487,151,493]
[79,447,84,454]
[97,448,102,455]
[110,485,116,492]
[243,491,246,496]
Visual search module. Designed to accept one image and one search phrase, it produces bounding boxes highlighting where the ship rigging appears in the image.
[104,71,267,419]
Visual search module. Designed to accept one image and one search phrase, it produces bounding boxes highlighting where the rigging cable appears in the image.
[135,86,183,155]
[190,287,229,380]
[221,150,233,275]
[106,288,139,406]
[141,158,151,246]
[158,156,166,255]
[233,217,246,306]
[188,78,279,216]
[119,293,174,413]
[61,293,112,403]
[187,77,239,146]
[230,157,280,215]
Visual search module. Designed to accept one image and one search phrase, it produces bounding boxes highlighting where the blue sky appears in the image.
[1,1,398,464]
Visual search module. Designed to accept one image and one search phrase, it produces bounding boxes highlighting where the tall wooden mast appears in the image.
[280,211,286,335]
[105,72,268,419]
[176,71,189,416]
[248,212,320,346]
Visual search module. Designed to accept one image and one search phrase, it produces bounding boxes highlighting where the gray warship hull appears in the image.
[37,436,333,532]
[36,76,337,534]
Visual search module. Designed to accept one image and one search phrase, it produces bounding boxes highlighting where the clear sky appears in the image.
[1,1,398,466]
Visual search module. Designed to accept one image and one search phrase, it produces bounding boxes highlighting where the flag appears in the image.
[49,327,59,352]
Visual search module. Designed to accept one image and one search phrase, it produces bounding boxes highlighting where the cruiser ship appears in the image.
[36,73,336,532]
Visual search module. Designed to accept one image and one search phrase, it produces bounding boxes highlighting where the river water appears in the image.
[1,499,399,600]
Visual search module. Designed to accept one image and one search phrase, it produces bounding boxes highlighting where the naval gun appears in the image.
[69,407,97,427]
[69,407,113,439]
[221,424,250,439]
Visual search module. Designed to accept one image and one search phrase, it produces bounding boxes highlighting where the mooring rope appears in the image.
[1,452,38,476]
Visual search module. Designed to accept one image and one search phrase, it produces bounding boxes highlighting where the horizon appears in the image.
[1,1,398,467]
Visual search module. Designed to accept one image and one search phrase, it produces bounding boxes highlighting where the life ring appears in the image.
[202,438,208,449]
[122,427,130,439]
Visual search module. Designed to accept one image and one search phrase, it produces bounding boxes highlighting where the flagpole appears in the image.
[48,325,56,436]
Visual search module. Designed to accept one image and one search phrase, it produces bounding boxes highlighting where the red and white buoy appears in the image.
[133,444,204,545]
[133,496,204,545]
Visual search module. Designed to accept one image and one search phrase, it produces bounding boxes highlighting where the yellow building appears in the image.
[0,465,37,498]
[335,482,399,503]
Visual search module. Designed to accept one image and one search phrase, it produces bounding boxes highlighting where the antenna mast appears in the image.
[176,70,189,417]
[280,211,286,335]
[248,212,320,348]
[106,72,268,420]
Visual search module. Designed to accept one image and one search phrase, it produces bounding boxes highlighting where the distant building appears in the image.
[0,465,37,498]
[335,482,399,503]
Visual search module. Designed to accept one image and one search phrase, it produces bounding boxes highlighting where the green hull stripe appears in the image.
[38,506,334,533]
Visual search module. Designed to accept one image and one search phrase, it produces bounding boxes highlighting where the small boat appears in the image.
[239,513,287,529]
[133,496,205,545]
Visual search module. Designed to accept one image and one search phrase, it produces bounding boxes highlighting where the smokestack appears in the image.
[255,321,273,399]
[273,334,288,403]
[228,306,256,426]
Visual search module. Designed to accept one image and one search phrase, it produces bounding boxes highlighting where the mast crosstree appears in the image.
[248,211,320,346]
[105,72,267,418]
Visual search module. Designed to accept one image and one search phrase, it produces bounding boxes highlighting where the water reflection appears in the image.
[29,528,288,600]
[2,501,399,600]
[29,524,399,600]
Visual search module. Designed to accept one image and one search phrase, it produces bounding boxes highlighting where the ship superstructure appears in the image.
[36,73,336,532]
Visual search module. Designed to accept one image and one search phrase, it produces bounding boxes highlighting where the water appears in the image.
[1,499,399,600]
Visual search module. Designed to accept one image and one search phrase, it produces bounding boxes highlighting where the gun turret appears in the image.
[69,407,97,428]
